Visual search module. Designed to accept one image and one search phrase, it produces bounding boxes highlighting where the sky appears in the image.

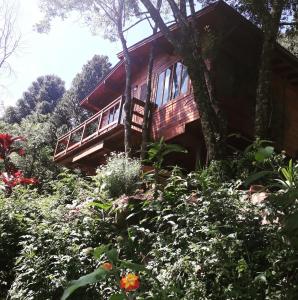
[0,0,151,108]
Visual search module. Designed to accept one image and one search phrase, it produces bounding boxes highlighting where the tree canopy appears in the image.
[52,54,111,129]
[3,75,65,123]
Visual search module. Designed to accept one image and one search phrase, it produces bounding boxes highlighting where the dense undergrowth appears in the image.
[1,148,298,299]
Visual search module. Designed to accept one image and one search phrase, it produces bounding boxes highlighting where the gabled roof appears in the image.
[80,0,298,112]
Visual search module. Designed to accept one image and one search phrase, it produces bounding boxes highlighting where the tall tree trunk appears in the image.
[117,11,132,155]
[140,41,155,160]
[140,0,226,162]
[184,44,226,161]
[255,3,284,138]
[140,0,161,160]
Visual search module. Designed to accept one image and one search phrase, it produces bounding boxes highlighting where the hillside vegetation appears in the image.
[1,144,298,299]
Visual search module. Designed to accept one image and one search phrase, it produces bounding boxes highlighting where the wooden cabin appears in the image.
[53,1,298,173]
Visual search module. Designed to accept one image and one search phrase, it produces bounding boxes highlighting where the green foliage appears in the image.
[95,152,142,198]
[1,145,298,299]
[226,139,284,187]
[146,137,187,170]
[62,267,109,300]
[277,159,298,190]
[0,115,62,184]
[37,0,142,42]
[0,197,27,297]
[133,168,297,299]
[4,173,104,300]
[52,55,111,128]
[3,75,65,124]
[62,245,145,300]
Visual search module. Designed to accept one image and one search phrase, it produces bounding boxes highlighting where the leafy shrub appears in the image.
[0,116,63,185]
[0,198,28,297]
[58,160,298,299]
[2,173,112,300]
[2,147,298,299]
[95,152,141,198]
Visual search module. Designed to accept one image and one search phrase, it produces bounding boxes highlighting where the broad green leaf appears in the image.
[61,267,108,300]
[106,248,118,263]
[255,146,274,162]
[120,260,146,271]
[93,244,110,259]
[243,170,274,187]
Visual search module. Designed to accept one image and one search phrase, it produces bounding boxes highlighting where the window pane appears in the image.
[108,107,115,124]
[172,62,183,99]
[139,83,147,101]
[162,68,172,104]
[101,111,109,128]
[113,104,120,122]
[155,71,165,106]
[180,65,189,94]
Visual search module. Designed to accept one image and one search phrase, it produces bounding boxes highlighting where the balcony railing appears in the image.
[54,96,145,160]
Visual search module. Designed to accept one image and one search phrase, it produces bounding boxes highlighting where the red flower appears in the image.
[16,177,38,185]
[0,134,25,151]
[18,148,25,156]
[1,170,38,188]
[120,274,140,292]
[13,170,22,177]
[0,134,13,150]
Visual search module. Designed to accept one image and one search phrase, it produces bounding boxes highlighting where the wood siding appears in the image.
[131,51,200,141]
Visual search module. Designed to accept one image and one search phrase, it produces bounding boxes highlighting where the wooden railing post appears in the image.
[80,122,87,145]
[54,139,60,158]
[65,133,72,153]
[97,112,103,135]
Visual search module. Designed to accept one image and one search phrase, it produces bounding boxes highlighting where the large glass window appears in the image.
[155,71,165,107]
[155,61,189,107]
[162,68,172,104]
[180,65,189,94]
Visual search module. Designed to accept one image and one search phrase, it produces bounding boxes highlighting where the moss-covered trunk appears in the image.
[255,3,284,138]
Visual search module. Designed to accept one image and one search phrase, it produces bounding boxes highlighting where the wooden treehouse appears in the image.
[54,1,298,173]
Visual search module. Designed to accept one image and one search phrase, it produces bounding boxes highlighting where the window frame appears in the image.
[154,61,190,108]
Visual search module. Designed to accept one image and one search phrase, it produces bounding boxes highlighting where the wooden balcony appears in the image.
[54,96,145,171]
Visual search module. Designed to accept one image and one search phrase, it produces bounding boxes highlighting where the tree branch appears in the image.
[140,0,176,45]
[188,0,196,17]
[123,16,151,33]
[166,0,188,25]
[0,0,20,73]
[179,0,187,18]
[94,1,116,24]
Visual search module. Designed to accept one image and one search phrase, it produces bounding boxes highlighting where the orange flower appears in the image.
[101,262,113,271]
[120,273,140,291]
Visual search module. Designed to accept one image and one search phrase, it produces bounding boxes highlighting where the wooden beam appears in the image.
[72,141,104,163]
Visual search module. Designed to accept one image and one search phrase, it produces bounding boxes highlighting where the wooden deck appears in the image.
[54,96,145,170]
